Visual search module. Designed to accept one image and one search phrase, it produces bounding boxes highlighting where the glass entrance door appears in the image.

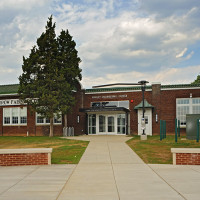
[98,115,116,134]
[99,115,106,133]
[89,113,127,135]
[108,116,115,133]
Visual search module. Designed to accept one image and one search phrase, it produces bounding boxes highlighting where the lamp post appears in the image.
[138,80,149,135]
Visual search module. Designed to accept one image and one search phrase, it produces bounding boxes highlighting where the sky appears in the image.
[0,0,200,88]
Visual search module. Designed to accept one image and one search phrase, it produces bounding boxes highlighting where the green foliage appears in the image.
[191,74,200,85]
[18,16,82,136]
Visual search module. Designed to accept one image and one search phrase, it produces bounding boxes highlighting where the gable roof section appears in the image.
[0,84,19,95]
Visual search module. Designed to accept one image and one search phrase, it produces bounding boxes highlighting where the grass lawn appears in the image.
[127,135,200,164]
[0,136,89,164]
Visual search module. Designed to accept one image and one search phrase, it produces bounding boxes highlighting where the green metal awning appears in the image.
[134,99,154,110]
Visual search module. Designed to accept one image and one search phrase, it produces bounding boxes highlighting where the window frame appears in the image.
[3,107,27,126]
[176,97,200,128]
[91,100,129,109]
[36,113,62,125]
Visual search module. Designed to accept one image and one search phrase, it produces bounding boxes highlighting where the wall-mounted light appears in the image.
[77,115,80,123]
[190,93,192,98]
[156,114,158,123]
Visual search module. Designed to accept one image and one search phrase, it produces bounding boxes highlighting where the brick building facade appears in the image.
[0,83,199,136]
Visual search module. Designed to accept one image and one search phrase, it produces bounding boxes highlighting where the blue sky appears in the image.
[0,0,200,88]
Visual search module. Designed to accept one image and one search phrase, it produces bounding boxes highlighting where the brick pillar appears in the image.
[0,107,3,136]
[152,82,161,134]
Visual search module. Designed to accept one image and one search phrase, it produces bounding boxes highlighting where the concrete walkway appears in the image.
[1,135,200,199]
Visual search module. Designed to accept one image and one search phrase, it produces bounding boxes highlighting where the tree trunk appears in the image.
[49,117,54,137]
[64,114,67,128]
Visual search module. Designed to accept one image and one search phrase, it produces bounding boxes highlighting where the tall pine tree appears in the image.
[57,29,82,127]
[18,16,82,137]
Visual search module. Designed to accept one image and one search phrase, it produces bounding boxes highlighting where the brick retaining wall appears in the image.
[0,148,52,166]
[171,148,200,165]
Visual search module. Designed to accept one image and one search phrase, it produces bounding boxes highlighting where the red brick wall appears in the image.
[160,88,200,134]
[0,153,48,166]
[176,153,200,165]
[67,90,86,135]
[0,86,200,136]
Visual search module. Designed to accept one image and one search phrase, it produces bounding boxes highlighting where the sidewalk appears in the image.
[1,135,200,200]
[57,136,185,200]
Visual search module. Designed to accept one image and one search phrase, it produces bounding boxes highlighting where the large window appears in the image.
[36,113,62,125]
[91,101,129,109]
[3,107,27,125]
[176,98,200,127]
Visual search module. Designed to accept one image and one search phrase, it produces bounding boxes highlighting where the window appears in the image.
[88,114,96,134]
[3,107,27,125]
[117,114,126,134]
[54,114,62,124]
[176,98,200,127]
[36,113,62,125]
[91,101,129,109]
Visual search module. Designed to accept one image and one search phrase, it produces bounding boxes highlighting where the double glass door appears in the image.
[88,114,126,135]
[99,115,115,134]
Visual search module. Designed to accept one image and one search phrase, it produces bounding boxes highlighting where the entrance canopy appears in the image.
[79,107,129,113]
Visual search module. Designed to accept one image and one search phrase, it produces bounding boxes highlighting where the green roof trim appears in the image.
[161,83,200,89]
[86,86,152,93]
[0,84,19,95]
[134,99,154,109]
[86,83,200,93]
[0,83,199,95]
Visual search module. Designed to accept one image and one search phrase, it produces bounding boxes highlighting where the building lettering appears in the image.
[92,94,127,99]
[0,99,25,106]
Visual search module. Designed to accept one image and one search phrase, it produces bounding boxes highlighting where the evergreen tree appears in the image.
[191,74,200,85]
[57,30,82,127]
[18,16,82,136]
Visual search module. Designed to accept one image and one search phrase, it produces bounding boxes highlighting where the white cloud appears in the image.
[0,0,200,88]
[81,65,200,88]
[176,48,187,58]
[0,0,49,10]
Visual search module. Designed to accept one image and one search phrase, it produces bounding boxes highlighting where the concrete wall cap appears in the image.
[151,82,161,85]
[171,148,200,153]
[0,148,52,154]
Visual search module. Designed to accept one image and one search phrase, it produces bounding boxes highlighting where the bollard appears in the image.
[160,120,162,141]
[197,119,199,143]
[175,119,177,143]
[164,120,166,139]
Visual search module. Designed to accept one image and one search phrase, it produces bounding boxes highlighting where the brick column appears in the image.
[152,82,161,134]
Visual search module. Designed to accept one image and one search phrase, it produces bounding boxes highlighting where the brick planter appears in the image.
[171,148,200,165]
[0,148,52,166]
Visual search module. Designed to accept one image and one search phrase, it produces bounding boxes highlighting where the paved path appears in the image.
[1,135,200,200]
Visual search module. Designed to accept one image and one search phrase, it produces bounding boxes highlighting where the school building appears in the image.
[0,82,200,136]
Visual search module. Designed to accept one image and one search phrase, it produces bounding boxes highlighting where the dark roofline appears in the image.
[0,83,200,95]
[86,83,200,93]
